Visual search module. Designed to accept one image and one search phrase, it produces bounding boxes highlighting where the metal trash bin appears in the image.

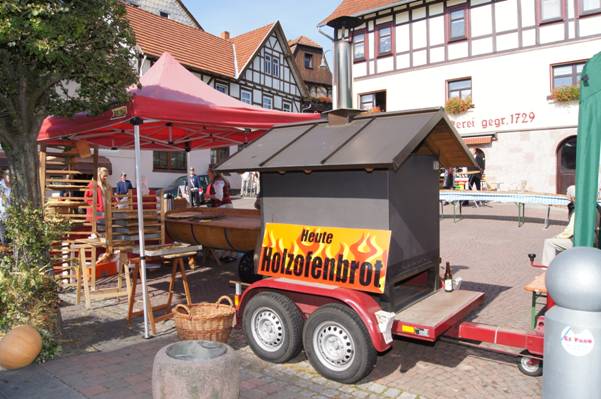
[163,192,174,212]
[152,341,239,399]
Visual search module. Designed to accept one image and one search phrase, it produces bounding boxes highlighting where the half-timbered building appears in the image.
[321,0,601,193]
[289,36,334,112]
[101,4,308,191]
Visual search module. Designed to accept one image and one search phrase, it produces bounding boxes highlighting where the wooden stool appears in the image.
[524,272,547,328]
[127,253,194,335]
[75,245,131,309]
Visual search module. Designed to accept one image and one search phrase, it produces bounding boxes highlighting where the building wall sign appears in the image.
[451,111,537,131]
[259,223,391,294]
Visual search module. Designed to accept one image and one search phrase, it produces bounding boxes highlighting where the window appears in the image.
[376,25,393,56]
[215,81,228,94]
[272,58,280,77]
[262,95,273,109]
[353,31,366,62]
[282,101,292,112]
[153,151,186,172]
[538,0,564,23]
[210,148,230,166]
[552,62,586,89]
[240,89,252,104]
[159,11,169,18]
[447,5,468,41]
[359,91,386,112]
[264,54,272,75]
[580,0,601,14]
[447,78,472,100]
[304,53,314,69]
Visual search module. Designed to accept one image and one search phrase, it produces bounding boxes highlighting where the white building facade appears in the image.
[323,0,601,194]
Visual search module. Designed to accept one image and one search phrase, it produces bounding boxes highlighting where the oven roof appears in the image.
[217,107,476,173]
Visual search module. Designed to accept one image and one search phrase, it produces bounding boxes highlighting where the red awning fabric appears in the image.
[38,53,320,150]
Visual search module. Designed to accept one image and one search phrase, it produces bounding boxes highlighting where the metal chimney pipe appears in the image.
[326,16,362,111]
[333,37,353,110]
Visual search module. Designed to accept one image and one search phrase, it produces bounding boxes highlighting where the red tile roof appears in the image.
[125,6,306,95]
[288,36,322,49]
[230,23,276,73]
[320,0,401,25]
[126,5,236,78]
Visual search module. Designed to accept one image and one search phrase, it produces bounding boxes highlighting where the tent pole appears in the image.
[132,118,150,338]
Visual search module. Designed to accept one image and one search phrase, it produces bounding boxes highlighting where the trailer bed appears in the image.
[392,289,484,341]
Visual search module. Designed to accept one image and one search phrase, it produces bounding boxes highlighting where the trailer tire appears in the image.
[243,292,303,363]
[303,303,377,384]
[517,351,543,377]
[238,252,261,283]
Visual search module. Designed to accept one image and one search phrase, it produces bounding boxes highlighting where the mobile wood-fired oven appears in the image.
[218,107,476,312]
[216,15,547,384]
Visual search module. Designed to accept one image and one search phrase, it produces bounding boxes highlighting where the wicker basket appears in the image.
[172,296,236,342]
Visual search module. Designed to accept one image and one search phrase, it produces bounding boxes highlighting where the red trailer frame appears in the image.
[234,266,549,381]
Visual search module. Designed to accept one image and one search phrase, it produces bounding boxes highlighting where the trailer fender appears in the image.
[239,278,392,352]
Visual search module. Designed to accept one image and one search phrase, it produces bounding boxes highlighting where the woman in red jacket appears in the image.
[84,167,111,234]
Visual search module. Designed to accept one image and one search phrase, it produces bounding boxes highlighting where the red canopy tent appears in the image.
[39,52,319,150]
[38,52,320,338]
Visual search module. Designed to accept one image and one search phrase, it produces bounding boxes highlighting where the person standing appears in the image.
[208,168,235,262]
[207,168,232,208]
[442,168,455,190]
[186,167,202,207]
[115,172,133,195]
[84,167,112,235]
[467,148,485,191]
[0,171,12,245]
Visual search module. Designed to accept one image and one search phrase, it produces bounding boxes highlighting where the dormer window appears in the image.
[304,53,314,69]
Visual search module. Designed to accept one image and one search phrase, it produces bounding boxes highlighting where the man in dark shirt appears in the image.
[186,167,202,207]
[468,148,485,191]
[115,172,133,195]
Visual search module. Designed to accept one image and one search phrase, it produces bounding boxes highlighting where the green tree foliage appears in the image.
[0,1,138,206]
[0,206,68,362]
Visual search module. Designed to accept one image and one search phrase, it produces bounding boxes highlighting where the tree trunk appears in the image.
[0,131,41,208]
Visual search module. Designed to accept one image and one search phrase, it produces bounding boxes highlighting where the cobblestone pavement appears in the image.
[0,201,566,399]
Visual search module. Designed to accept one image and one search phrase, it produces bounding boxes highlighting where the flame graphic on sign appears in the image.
[293,228,328,258]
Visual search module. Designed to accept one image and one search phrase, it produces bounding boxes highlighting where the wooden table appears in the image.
[127,243,202,335]
[523,272,547,328]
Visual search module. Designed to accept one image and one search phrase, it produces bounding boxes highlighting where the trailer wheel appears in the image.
[243,292,303,363]
[517,352,543,377]
[238,252,261,283]
[303,303,376,384]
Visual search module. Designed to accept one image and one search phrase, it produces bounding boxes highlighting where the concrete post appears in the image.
[543,247,601,399]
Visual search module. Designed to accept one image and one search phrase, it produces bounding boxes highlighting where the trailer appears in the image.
[231,274,546,383]
[217,107,548,383]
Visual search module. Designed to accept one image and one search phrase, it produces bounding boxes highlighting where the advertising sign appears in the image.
[259,223,391,294]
